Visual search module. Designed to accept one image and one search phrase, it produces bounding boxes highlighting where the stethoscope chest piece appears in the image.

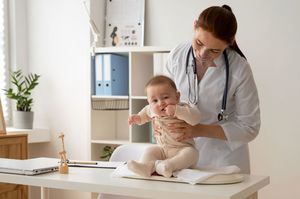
[218,109,228,121]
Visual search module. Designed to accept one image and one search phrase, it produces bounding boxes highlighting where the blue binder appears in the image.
[95,54,129,96]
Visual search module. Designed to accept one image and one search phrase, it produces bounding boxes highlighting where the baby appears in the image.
[127,75,201,178]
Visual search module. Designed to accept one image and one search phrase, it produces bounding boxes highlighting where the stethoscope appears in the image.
[185,46,229,121]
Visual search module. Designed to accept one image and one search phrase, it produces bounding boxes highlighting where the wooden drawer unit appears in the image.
[0,134,28,199]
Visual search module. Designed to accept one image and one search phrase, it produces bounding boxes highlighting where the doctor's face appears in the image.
[146,83,180,117]
[192,27,228,63]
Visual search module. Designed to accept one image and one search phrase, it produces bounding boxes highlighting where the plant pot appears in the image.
[13,111,34,129]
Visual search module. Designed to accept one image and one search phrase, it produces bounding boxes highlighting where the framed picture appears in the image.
[105,0,145,47]
[0,99,6,134]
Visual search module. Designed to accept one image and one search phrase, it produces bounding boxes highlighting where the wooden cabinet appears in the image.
[0,134,28,199]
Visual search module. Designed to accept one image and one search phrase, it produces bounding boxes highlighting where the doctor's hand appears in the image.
[166,121,228,141]
[164,120,196,141]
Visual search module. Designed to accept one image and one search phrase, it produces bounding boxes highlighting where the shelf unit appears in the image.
[90,46,170,161]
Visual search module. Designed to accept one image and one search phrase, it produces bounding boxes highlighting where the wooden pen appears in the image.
[67,161,98,165]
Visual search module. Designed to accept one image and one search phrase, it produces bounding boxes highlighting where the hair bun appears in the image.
[222,5,232,12]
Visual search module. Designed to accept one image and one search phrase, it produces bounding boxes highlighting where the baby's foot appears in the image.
[155,160,173,178]
[127,160,154,177]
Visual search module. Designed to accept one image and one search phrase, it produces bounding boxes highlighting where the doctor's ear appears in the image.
[193,20,198,30]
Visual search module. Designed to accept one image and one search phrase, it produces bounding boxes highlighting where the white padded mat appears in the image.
[112,164,244,185]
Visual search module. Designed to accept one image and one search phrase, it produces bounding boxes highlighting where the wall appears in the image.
[22,0,91,198]
[15,0,300,198]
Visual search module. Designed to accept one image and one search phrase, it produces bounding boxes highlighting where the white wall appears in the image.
[14,0,300,198]
[23,0,91,198]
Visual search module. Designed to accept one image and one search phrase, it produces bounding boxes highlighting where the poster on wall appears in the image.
[105,0,145,47]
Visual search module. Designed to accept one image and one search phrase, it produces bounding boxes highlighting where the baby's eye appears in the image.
[164,96,169,99]
[152,99,158,103]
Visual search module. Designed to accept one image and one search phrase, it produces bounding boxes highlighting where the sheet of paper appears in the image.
[67,161,125,169]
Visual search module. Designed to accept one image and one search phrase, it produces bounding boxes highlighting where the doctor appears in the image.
[164,5,260,174]
[98,4,260,199]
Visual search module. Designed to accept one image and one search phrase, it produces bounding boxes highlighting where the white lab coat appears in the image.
[164,42,260,174]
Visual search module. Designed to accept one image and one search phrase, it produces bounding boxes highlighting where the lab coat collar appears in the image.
[213,53,225,68]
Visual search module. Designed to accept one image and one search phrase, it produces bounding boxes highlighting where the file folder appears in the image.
[91,56,97,95]
[95,55,103,95]
[94,54,129,96]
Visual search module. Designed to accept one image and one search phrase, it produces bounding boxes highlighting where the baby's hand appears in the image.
[165,105,176,116]
[128,115,141,125]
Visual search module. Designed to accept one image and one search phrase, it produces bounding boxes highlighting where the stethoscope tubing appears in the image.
[185,46,229,121]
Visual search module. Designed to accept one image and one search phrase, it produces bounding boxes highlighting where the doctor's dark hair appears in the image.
[145,75,177,91]
[195,5,246,59]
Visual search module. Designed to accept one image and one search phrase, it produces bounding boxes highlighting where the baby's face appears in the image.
[146,83,180,116]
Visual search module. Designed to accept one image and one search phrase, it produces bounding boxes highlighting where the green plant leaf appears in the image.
[3,69,40,112]
[100,146,116,160]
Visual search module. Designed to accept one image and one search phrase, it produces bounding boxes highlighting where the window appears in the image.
[0,0,10,122]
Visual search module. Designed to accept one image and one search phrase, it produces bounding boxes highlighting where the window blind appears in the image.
[0,0,10,122]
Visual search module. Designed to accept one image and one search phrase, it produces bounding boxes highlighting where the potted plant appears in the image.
[100,146,116,161]
[3,69,40,129]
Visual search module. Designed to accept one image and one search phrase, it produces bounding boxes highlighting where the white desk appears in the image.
[0,167,269,199]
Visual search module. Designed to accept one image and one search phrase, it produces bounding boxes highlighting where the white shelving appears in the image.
[90,46,170,161]
[131,96,147,100]
[95,46,170,53]
[92,95,129,100]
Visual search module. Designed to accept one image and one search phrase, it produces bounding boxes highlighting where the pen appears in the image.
[68,161,98,165]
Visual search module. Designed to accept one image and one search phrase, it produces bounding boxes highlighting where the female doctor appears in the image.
[164,5,260,174]
[98,4,260,199]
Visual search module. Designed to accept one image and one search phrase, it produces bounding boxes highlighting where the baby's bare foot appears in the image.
[155,160,173,178]
[127,160,154,177]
